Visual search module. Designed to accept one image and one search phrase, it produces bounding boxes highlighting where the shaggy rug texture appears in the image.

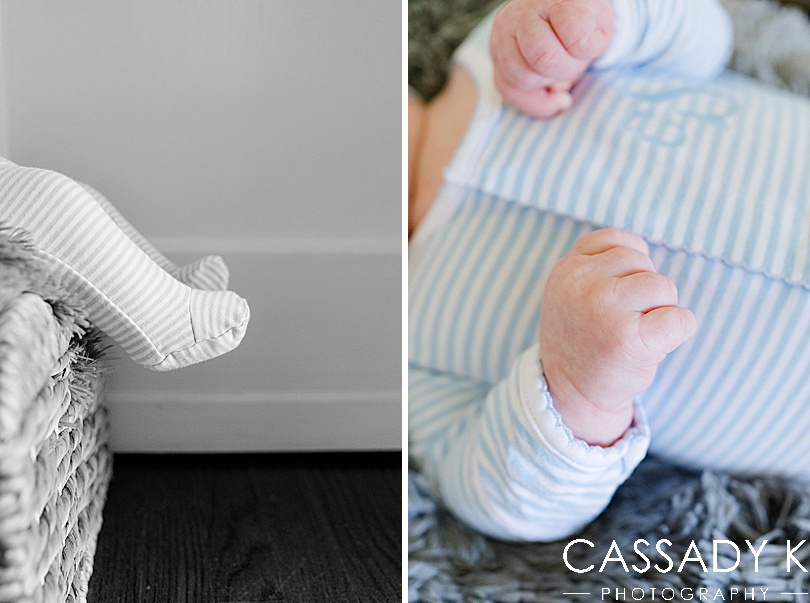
[0,226,111,603]
[408,2,810,602]
[410,460,810,602]
[0,227,94,340]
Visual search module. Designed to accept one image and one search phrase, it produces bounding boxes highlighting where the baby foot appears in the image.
[148,288,249,371]
[79,182,229,290]
[2,162,249,370]
[490,0,615,118]
[174,255,230,291]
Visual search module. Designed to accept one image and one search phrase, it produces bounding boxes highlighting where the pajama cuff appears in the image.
[593,0,641,70]
[594,0,733,79]
[516,344,651,472]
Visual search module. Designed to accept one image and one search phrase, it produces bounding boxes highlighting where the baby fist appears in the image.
[490,0,615,118]
[539,229,697,446]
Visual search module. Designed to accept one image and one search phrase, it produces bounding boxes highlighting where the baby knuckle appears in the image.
[547,1,585,38]
[594,227,632,243]
[552,251,581,275]
[521,38,562,74]
[575,227,615,248]
[624,231,650,251]
[551,268,582,300]
[569,258,603,290]
[654,275,679,303]
[588,228,651,256]
[593,274,616,296]
[492,1,519,36]
[608,246,637,264]
[630,273,677,309]
[607,246,653,272]
[605,228,650,254]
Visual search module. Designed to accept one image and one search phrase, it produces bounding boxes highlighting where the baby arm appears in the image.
[409,353,651,542]
[410,228,694,541]
[490,0,733,118]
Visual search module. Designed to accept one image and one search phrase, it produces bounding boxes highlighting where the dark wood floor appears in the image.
[87,452,402,603]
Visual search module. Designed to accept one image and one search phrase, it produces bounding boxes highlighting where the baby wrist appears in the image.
[548,390,635,447]
[516,346,650,469]
[539,356,636,446]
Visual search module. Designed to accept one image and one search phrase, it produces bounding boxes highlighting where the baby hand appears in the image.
[539,229,697,446]
[490,0,615,118]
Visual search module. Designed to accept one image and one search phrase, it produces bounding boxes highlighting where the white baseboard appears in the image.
[150,235,401,255]
[106,390,401,452]
[103,243,402,452]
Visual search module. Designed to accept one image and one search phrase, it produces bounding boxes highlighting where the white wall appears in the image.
[0,0,402,451]
[0,2,8,158]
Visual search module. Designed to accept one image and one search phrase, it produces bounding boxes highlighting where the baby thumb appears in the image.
[496,75,574,118]
[638,306,697,358]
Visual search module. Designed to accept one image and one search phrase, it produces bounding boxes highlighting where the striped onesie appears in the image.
[0,156,249,371]
[409,1,810,541]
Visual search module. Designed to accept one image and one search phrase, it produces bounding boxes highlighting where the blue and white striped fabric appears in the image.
[448,5,810,288]
[409,1,810,541]
[409,337,650,541]
[593,0,732,79]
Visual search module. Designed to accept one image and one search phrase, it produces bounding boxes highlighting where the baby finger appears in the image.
[637,306,697,358]
[613,272,679,312]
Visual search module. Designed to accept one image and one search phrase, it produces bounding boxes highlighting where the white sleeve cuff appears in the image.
[516,344,651,472]
[594,0,733,79]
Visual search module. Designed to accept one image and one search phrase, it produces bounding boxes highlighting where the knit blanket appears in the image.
[408,2,810,602]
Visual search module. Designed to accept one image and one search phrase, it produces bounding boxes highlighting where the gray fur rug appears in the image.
[410,460,810,602]
[408,1,810,601]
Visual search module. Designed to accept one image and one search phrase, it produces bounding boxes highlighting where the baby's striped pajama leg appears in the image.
[0,162,249,371]
[78,182,230,291]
